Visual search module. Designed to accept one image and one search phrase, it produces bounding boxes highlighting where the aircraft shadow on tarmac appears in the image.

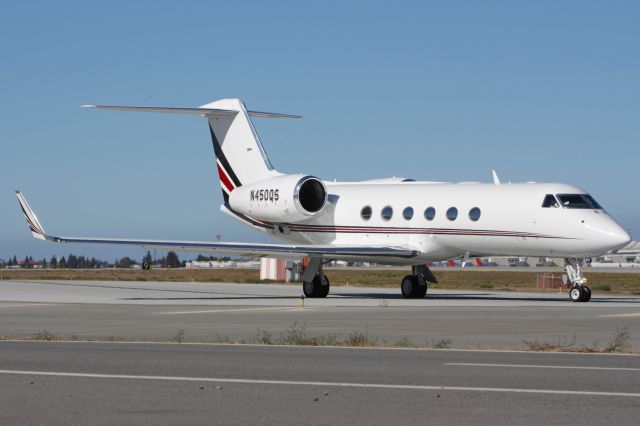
[122,292,640,303]
[335,292,640,303]
[122,295,302,301]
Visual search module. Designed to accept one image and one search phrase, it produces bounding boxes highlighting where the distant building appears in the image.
[17,259,43,269]
[185,260,260,269]
[259,258,300,282]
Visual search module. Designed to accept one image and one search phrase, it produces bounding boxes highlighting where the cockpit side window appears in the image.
[557,194,603,209]
[584,194,603,209]
[542,194,559,208]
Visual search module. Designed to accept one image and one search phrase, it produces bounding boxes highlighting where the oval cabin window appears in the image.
[361,206,372,221]
[424,207,436,221]
[446,207,458,221]
[381,206,393,221]
[469,207,481,221]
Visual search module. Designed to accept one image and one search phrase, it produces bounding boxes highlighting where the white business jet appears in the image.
[16,99,631,302]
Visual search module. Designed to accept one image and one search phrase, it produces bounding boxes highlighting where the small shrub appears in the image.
[347,329,378,347]
[171,329,186,343]
[255,329,274,345]
[274,323,337,346]
[33,330,55,341]
[604,327,632,353]
[431,338,452,349]
[523,333,576,351]
[395,336,417,348]
[102,336,126,342]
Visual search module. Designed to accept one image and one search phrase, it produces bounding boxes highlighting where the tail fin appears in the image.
[82,99,300,203]
[202,99,282,202]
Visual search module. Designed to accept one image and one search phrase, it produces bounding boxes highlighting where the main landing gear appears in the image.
[401,265,437,299]
[302,257,330,298]
[565,258,591,302]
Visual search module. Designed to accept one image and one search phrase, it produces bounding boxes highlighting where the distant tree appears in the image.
[165,251,180,268]
[42,258,47,268]
[142,251,153,266]
[67,254,78,269]
[58,256,67,268]
[50,256,58,268]
[23,256,31,269]
[116,257,133,268]
[12,255,18,265]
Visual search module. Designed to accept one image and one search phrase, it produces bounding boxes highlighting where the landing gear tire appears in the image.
[570,286,591,302]
[303,274,330,298]
[570,286,582,302]
[401,275,427,299]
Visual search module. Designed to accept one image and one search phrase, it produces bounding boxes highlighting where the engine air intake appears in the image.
[296,177,327,213]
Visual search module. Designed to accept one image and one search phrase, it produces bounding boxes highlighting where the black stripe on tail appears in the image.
[208,124,242,188]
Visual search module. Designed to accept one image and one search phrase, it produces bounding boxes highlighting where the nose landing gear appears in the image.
[565,258,591,302]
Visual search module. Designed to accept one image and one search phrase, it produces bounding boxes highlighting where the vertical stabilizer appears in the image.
[202,99,282,202]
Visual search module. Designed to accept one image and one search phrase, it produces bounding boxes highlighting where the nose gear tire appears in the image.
[570,287,582,302]
[570,286,591,302]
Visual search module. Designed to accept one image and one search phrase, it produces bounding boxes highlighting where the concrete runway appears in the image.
[1,279,640,348]
[0,341,638,425]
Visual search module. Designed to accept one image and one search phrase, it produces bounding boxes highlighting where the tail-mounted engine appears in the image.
[228,174,327,223]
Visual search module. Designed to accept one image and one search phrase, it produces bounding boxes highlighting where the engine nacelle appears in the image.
[228,174,327,223]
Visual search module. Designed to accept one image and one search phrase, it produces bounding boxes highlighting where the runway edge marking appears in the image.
[1,370,639,398]
[446,363,640,372]
[152,306,314,315]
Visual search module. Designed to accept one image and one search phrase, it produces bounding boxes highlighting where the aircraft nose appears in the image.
[612,226,631,248]
[606,222,631,252]
[584,215,631,253]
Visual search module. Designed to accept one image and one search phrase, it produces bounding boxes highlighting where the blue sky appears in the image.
[1,1,638,261]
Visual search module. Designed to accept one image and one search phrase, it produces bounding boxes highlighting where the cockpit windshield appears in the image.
[557,194,603,209]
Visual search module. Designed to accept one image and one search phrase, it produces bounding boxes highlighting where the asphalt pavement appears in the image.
[0,341,638,425]
[1,280,639,348]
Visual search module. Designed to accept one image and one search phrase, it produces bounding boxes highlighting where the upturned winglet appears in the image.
[15,191,48,240]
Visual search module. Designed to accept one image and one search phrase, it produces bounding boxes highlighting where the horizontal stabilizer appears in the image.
[81,104,301,119]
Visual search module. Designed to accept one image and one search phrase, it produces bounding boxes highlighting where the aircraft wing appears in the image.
[15,192,418,260]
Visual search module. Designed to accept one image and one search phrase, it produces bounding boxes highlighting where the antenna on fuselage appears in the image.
[491,169,501,186]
